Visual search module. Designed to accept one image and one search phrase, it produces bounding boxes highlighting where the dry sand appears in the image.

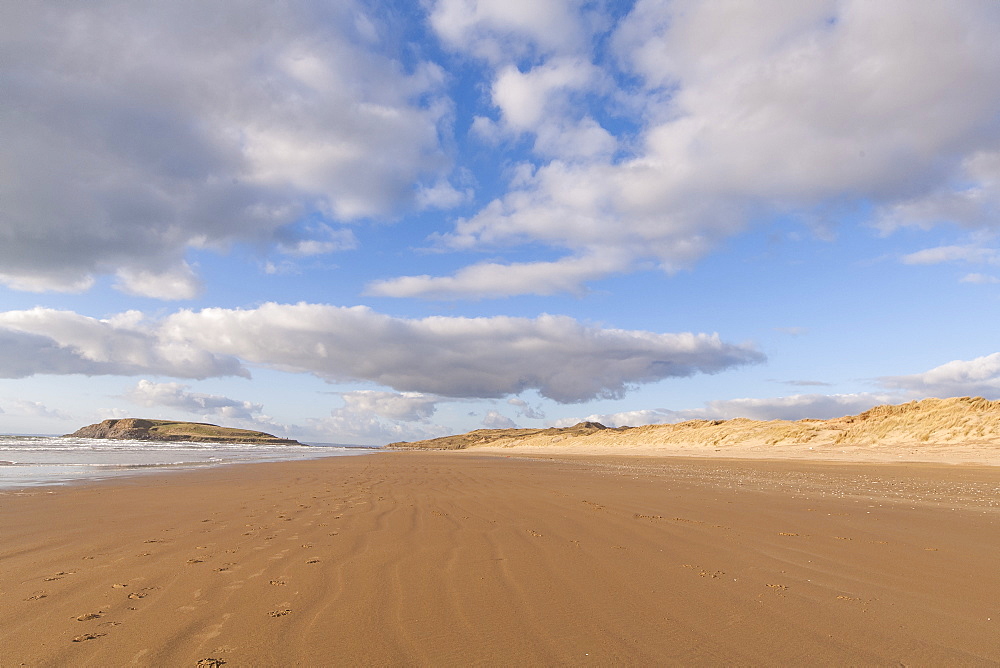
[2,451,998,666]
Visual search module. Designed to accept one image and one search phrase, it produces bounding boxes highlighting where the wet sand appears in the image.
[1,451,998,666]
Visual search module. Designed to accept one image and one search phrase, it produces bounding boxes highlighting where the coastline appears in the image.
[2,451,998,665]
[0,435,372,491]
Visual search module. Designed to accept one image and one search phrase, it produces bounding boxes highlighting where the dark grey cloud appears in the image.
[166,303,765,403]
[0,303,763,403]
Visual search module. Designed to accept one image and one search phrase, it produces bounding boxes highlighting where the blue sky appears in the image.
[2,0,1000,443]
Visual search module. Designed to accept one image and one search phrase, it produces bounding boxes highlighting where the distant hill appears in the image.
[388,397,1000,455]
[66,418,300,445]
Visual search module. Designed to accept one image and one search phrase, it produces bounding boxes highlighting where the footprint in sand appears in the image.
[269,579,287,586]
[306,558,321,564]
[76,612,103,621]
[268,609,291,618]
[197,659,226,667]
[72,632,106,642]
[25,592,48,601]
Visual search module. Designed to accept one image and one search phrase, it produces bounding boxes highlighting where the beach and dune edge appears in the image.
[391,396,1000,465]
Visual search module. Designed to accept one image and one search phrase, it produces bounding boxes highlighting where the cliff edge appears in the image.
[65,418,300,445]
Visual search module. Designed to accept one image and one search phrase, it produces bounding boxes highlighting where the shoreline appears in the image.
[2,451,998,665]
[0,436,375,492]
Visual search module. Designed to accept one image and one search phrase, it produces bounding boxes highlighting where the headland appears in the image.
[65,418,300,445]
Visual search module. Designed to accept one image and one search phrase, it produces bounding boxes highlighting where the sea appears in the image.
[0,434,374,491]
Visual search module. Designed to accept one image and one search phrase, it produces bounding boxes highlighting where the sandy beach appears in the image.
[2,451,998,666]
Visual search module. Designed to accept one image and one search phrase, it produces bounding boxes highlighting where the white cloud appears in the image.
[396,0,1000,299]
[551,408,680,428]
[0,272,96,295]
[489,58,614,159]
[309,391,449,444]
[334,391,442,422]
[428,0,592,63]
[0,1,452,297]
[694,393,895,421]
[306,412,449,445]
[365,250,629,299]
[114,262,203,300]
[4,399,73,422]
[416,180,472,210]
[164,303,765,402]
[482,410,517,429]
[124,379,264,421]
[780,379,833,387]
[277,224,358,257]
[0,308,246,380]
[961,273,1000,284]
[900,245,999,266]
[881,352,1000,399]
[876,150,1000,232]
[556,392,895,427]
[508,397,544,420]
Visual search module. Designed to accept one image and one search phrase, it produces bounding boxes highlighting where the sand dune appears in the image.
[392,397,1000,464]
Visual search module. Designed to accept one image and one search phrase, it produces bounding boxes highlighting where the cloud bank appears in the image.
[0,304,763,403]
[165,303,765,402]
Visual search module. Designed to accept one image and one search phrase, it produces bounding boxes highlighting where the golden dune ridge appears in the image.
[392,397,1000,464]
